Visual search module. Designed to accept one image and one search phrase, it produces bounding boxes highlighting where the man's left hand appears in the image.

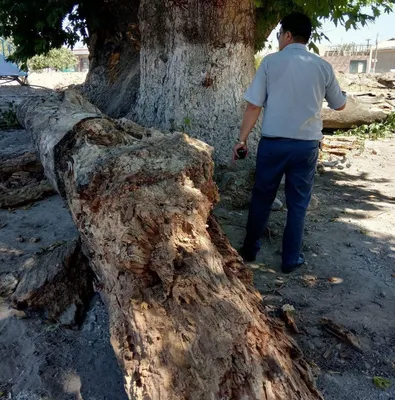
[232,143,248,161]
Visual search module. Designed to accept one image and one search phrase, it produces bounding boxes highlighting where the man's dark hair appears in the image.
[280,12,312,44]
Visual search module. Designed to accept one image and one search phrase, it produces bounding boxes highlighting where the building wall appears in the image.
[76,55,89,72]
[71,48,90,72]
[322,55,370,73]
[375,50,395,73]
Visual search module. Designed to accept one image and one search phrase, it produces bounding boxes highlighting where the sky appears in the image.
[320,12,394,45]
[265,10,394,50]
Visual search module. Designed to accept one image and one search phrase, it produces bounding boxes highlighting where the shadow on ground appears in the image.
[215,140,395,400]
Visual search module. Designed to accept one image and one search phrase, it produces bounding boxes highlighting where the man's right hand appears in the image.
[232,143,248,161]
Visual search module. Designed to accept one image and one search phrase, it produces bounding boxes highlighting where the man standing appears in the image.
[233,12,346,273]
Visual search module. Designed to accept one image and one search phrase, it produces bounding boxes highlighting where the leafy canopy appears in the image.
[0,0,93,66]
[255,0,394,51]
[28,47,77,71]
[0,0,393,63]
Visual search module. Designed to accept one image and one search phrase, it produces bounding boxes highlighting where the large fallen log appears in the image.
[321,95,392,129]
[17,89,322,400]
[377,73,395,89]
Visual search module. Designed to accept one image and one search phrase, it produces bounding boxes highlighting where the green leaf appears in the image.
[27,46,77,71]
[308,42,320,54]
[371,6,381,17]
[344,19,353,30]
[373,376,392,390]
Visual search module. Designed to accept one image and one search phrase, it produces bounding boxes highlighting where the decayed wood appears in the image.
[321,318,363,353]
[0,130,56,207]
[11,238,93,326]
[0,150,41,176]
[0,181,55,208]
[321,142,354,150]
[328,136,358,143]
[16,90,103,195]
[281,305,300,335]
[321,137,359,153]
[18,89,322,400]
[322,149,349,156]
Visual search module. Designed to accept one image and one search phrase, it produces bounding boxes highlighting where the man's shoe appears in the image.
[238,247,256,263]
[282,253,305,274]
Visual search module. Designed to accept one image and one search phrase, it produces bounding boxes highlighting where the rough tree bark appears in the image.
[82,0,141,118]
[82,0,268,165]
[134,0,259,165]
[17,90,322,400]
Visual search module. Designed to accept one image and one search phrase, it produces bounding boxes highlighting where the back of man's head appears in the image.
[280,13,312,44]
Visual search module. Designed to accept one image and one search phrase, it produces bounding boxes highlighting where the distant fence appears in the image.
[324,44,372,57]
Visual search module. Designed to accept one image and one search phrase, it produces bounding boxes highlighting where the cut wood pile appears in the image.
[321,135,360,157]
[317,136,361,172]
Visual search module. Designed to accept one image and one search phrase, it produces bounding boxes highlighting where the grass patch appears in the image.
[334,113,395,140]
[373,376,392,390]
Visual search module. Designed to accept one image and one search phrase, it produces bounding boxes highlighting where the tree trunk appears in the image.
[17,90,322,400]
[82,0,141,118]
[83,0,263,166]
[133,0,259,165]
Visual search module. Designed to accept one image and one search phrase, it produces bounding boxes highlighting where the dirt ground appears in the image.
[216,137,395,400]
[27,72,87,90]
[0,196,128,400]
[0,138,394,400]
[0,78,394,399]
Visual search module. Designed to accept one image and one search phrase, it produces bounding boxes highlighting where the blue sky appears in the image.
[266,10,394,49]
[320,11,394,44]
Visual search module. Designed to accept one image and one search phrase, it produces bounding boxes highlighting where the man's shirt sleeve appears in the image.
[243,59,267,107]
[325,66,347,110]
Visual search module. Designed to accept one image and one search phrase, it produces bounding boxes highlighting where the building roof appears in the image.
[377,38,395,50]
[72,47,89,56]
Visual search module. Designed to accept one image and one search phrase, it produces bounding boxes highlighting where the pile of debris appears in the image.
[317,135,362,172]
[337,72,395,92]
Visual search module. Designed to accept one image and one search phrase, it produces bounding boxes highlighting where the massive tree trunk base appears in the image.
[82,0,262,166]
[82,0,140,118]
[133,0,260,166]
[18,89,322,400]
[83,51,140,119]
[133,42,260,166]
